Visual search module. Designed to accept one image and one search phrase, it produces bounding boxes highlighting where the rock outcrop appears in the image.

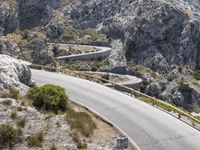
[0,1,18,35]
[17,0,52,29]
[0,37,20,57]
[29,33,55,65]
[0,98,117,150]
[69,0,200,72]
[179,81,200,112]
[1,0,200,110]
[65,0,200,110]
[0,55,33,90]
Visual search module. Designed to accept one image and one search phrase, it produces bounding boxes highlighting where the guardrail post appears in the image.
[111,83,115,89]
[152,99,155,106]
[130,90,133,97]
[178,112,181,119]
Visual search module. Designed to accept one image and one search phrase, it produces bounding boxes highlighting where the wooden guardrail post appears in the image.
[111,83,115,89]
[178,112,181,119]
[152,99,155,106]
[130,90,134,97]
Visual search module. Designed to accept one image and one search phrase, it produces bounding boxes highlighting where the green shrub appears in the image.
[27,84,68,113]
[0,124,21,146]
[27,131,43,148]
[140,81,148,93]
[91,67,97,72]
[193,70,200,80]
[77,142,87,149]
[27,136,42,147]
[52,45,59,56]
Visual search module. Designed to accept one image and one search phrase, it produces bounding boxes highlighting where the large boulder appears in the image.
[0,55,34,90]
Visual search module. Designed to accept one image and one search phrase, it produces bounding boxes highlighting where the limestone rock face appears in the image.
[28,33,55,65]
[100,40,127,73]
[0,55,33,90]
[0,37,20,57]
[0,1,18,35]
[69,0,200,72]
[17,0,52,29]
[179,82,200,111]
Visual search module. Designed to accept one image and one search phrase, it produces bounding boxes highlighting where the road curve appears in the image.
[48,43,111,61]
[31,69,200,150]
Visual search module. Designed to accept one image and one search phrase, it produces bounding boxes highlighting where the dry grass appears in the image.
[50,143,58,150]
[1,99,12,106]
[16,117,26,128]
[10,111,18,120]
[65,107,96,149]
[5,0,17,9]
[0,89,19,100]
[27,131,44,148]
[70,131,87,149]
[65,107,96,137]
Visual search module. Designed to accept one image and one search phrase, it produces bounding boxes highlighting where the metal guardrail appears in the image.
[29,64,200,127]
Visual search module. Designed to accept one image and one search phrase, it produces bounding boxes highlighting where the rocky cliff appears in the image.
[0,55,33,90]
[1,0,200,111]
[69,0,200,72]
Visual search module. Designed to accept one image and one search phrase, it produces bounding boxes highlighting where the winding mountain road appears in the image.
[48,43,111,61]
[31,69,200,150]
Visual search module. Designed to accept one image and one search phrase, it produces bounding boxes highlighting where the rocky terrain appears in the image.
[0,54,33,91]
[1,0,200,111]
[0,98,119,150]
[0,54,122,150]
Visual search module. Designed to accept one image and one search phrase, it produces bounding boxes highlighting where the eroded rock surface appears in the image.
[0,55,33,90]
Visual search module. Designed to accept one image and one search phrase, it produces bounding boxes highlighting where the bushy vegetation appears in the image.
[0,124,21,146]
[137,96,176,112]
[193,70,200,80]
[71,131,87,149]
[140,81,148,93]
[50,144,58,150]
[10,111,18,120]
[62,59,109,72]
[65,108,96,137]
[65,108,96,149]
[16,117,26,128]
[27,84,68,113]
[27,131,44,148]
[1,99,12,106]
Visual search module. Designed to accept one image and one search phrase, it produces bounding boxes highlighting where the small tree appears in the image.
[28,84,68,113]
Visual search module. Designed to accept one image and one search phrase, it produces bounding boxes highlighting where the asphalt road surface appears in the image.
[31,69,200,150]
